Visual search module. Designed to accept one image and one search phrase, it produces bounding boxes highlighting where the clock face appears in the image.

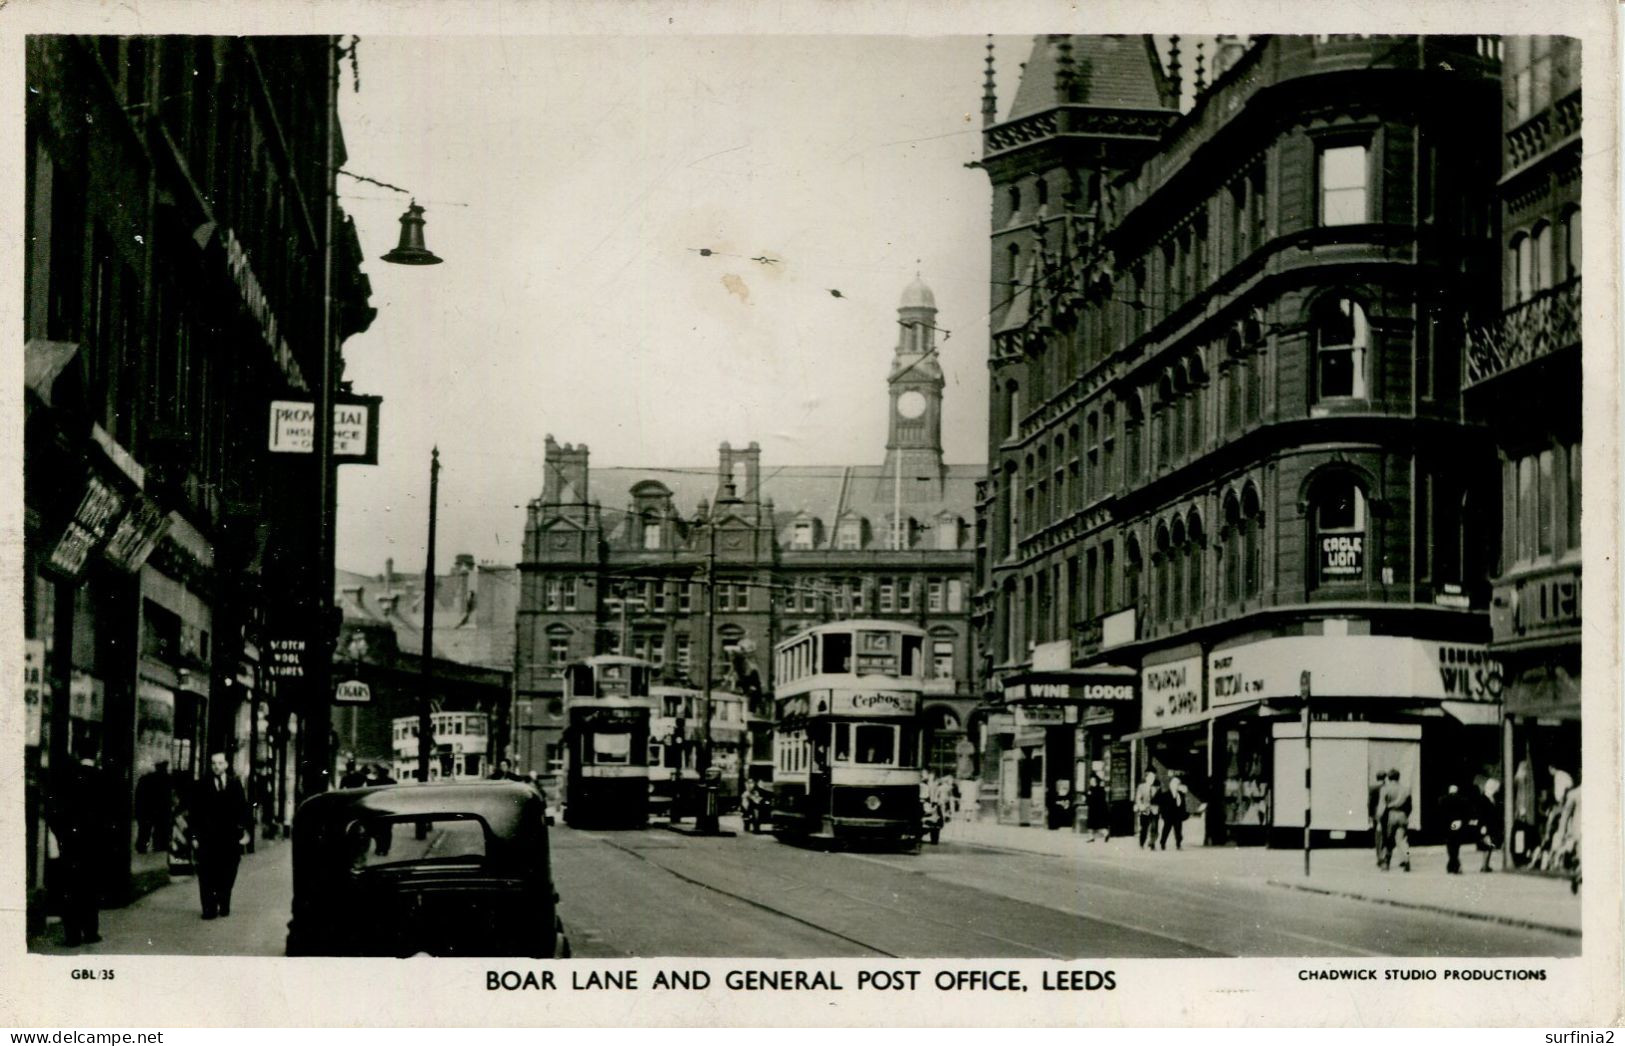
[897,390,928,420]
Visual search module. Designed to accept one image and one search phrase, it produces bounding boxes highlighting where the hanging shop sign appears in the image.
[1319,535,1363,577]
[44,473,127,581]
[1140,655,1205,730]
[102,496,173,574]
[334,679,372,705]
[267,394,382,464]
[266,637,308,679]
[1208,635,1504,706]
[1013,704,1069,729]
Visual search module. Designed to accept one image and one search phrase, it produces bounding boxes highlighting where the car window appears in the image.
[348,815,488,869]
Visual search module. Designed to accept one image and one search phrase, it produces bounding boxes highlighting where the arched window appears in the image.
[1223,332,1243,434]
[1222,492,1242,603]
[1311,475,1366,586]
[1156,377,1174,467]
[641,512,662,550]
[1560,207,1581,283]
[1006,380,1021,439]
[1007,242,1022,287]
[1169,518,1186,620]
[1242,483,1264,599]
[1124,393,1144,479]
[1510,233,1532,305]
[1125,535,1143,610]
[1102,403,1117,493]
[1035,177,1049,210]
[1008,185,1022,219]
[1314,295,1369,400]
[1153,523,1172,621]
[1187,510,1205,614]
[1531,221,1553,294]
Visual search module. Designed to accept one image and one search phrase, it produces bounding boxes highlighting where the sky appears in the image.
[332,35,1036,574]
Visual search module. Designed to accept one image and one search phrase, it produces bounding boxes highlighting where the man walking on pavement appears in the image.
[1134,771,1159,849]
[1439,782,1475,874]
[1376,769,1413,872]
[188,751,252,919]
[48,755,109,946]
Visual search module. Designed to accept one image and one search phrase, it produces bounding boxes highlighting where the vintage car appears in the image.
[285,780,570,958]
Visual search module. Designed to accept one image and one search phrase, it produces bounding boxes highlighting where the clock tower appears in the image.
[883,275,946,502]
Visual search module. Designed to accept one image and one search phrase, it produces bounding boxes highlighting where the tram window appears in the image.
[592,733,631,764]
[648,741,662,765]
[821,632,852,673]
[902,634,923,678]
[854,724,896,765]
[899,727,918,766]
[566,664,594,698]
[834,723,851,762]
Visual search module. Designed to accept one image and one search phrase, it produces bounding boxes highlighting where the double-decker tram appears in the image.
[769,621,927,847]
[647,685,749,817]
[561,655,654,828]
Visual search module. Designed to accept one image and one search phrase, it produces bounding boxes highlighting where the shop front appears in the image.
[1206,633,1504,848]
[1126,649,1218,846]
[1499,647,1580,870]
[990,664,1137,831]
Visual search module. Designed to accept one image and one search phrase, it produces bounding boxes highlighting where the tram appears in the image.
[561,655,655,828]
[768,621,927,846]
[647,685,749,816]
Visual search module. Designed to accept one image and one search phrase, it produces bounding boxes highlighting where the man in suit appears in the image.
[188,751,251,919]
[49,756,109,946]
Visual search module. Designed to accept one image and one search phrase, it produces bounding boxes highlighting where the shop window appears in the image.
[1312,476,1366,586]
[1509,233,1532,306]
[1314,295,1369,400]
[1319,143,1368,226]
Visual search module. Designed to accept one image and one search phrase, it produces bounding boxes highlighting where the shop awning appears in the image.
[1440,701,1501,727]
[1120,701,1275,742]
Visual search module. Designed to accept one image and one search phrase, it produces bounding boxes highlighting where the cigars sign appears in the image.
[1140,656,1204,730]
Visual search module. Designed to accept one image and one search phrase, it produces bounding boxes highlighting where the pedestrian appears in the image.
[1476,777,1502,873]
[1085,774,1110,842]
[1134,771,1159,849]
[339,759,368,789]
[48,756,108,946]
[1369,772,1387,867]
[1155,774,1190,851]
[188,751,252,919]
[1439,782,1475,874]
[133,761,172,854]
[488,758,520,782]
[1376,769,1412,872]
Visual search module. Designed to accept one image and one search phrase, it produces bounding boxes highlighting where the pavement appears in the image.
[936,816,1581,937]
[30,838,295,957]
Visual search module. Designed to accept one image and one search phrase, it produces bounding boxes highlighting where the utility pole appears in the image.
[1301,669,1312,877]
[695,520,720,833]
[417,447,439,783]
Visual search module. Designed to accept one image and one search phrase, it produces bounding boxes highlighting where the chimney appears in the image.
[455,553,474,573]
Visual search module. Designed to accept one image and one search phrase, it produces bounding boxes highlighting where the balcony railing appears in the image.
[1506,90,1581,170]
[1464,279,1581,389]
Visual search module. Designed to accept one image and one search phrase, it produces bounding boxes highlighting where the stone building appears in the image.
[23,35,375,924]
[973,35,1509,843]
[1463,35,1583,866]
[516,281,979,789]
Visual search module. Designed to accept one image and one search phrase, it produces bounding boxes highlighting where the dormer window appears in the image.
[792,521,814,549]
[836,517,862,550]
[641,513,661,550]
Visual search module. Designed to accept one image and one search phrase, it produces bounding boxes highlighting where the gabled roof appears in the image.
[1007,35,1174,122]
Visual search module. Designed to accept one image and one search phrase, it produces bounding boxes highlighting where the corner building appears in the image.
[973,35,1508,845]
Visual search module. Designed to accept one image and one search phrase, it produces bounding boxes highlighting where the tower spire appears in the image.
[1167,35,1182,108]
[981,36,998,127]
[1055,35,1075,104]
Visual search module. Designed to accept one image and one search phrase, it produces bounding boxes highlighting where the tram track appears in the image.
[579,828,1219,958]
[582,831,899,957]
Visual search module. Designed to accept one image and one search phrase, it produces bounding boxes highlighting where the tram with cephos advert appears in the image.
[769,620,927,847]
[561,655,654,828]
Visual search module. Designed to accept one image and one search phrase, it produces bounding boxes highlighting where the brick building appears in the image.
[1463,36,1583,865]
[973,35,1509,843]
[516,282,979,789]
[23,35,375,923]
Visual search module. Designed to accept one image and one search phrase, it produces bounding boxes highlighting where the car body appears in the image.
[285,780,569,958]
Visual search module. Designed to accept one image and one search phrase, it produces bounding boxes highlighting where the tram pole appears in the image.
[417,448,439,785]
[695,520,720,833]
